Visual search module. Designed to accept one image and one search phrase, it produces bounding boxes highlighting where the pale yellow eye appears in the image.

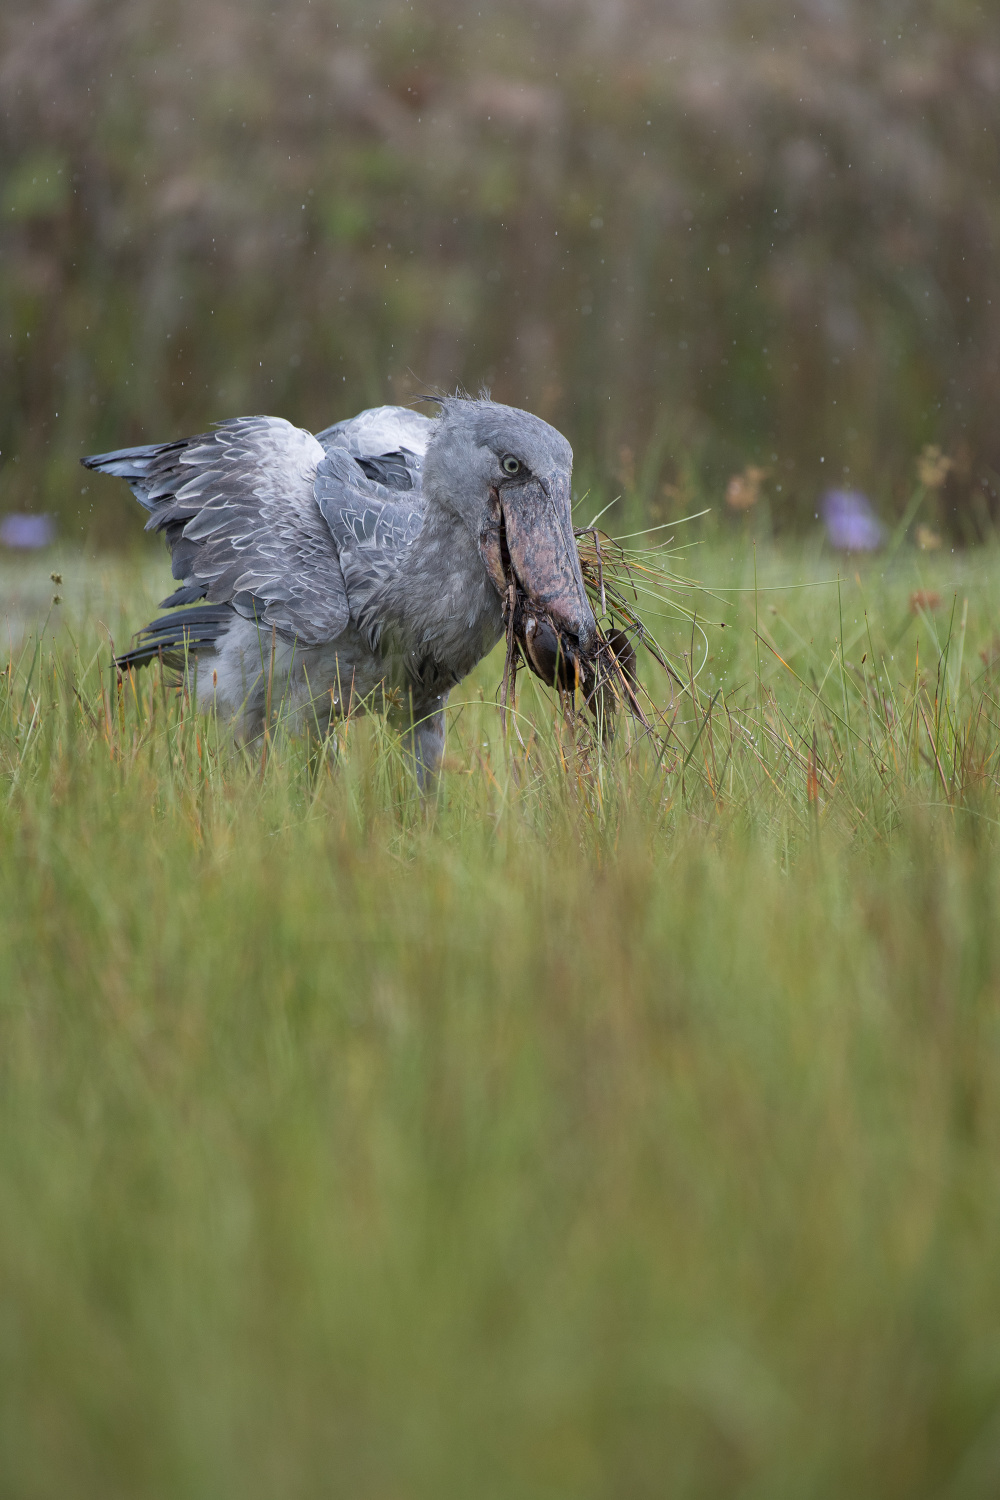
[501,454,521,476]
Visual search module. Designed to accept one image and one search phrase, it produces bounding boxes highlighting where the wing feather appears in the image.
[85,407,436,650]
[85,416,350,646]
[315,404,434,461]
[315,448,425,648]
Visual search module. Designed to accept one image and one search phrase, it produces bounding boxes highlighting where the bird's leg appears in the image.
[404,695,448,793]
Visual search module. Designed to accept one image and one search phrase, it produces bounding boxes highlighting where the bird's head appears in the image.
[422,397,596,654]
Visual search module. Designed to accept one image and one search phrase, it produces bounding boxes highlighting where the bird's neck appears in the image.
[382,499,505,693]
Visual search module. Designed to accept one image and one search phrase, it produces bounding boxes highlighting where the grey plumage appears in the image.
[91,417,353,643]
[83,398,594,784]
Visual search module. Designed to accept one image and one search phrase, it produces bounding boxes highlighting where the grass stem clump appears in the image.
[3,541,1000,1498]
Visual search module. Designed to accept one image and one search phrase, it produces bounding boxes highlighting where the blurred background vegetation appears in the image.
[2,0,999,544]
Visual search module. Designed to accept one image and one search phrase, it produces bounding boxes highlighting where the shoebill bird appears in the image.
[83,397,596,786]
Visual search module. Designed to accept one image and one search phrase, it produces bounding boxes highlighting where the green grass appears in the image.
[3,539,1000,1499]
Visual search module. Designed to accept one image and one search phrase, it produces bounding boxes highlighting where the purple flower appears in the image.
[822,490,882,552]
[0,513,56,549]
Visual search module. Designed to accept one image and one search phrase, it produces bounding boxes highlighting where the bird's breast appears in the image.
[388,565,503,696]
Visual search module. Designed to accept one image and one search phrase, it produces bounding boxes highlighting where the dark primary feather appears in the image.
[159,582,211,608]
[81,439,188,510]
[115,604,233,672]
[354,450,420,491]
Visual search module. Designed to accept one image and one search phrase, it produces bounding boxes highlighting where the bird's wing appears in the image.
[315,405,435,496]
[83,416,350,646]
[314,447,425,648]
[315,404,435,464]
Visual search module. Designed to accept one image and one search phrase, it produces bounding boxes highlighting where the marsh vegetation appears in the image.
[3,538,1000,1497]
